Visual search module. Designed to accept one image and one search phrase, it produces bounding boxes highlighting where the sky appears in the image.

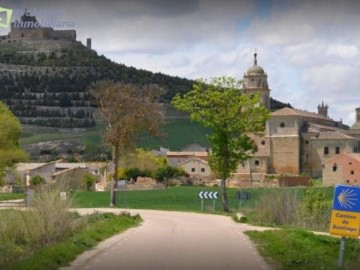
[1,0,360,126]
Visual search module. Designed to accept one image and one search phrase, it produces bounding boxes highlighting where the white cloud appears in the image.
[326,45,358,58]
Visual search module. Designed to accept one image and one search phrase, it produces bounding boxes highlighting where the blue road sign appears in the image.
[333,185,360,213]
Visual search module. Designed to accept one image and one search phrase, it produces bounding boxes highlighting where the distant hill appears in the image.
[0,39,291,128]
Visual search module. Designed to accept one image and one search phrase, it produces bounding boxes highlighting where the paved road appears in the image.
[62,209,272,270]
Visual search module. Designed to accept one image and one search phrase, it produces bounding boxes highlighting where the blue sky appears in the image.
[1,0,360,126]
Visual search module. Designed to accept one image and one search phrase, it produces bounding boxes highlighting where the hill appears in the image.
[0,39,290,128]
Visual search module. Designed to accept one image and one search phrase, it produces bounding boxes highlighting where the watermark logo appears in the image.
[0,6,13,28]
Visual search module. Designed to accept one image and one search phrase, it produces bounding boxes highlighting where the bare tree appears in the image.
[90,81,164,206]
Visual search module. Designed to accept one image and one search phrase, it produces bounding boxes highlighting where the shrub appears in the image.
[30,175,46,186]
[123,167,152,181]
[252,188,300,226]
[153,166,186,181]
[299,188,331,230]
[80,172,96,191]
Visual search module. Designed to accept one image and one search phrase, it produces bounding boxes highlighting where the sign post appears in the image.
[235,191,251,210]
[329,185,360,268]
[117,180,128,208]
[198,191,218,211]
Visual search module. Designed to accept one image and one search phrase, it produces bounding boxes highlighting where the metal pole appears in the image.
[213,199,215,211]
[201,199,204,211]
[125,190,128,208]
[338,236,346,268]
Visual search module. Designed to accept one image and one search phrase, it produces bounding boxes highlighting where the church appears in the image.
[231,53,360,184]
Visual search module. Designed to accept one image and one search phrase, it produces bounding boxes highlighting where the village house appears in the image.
[323,153,360,186]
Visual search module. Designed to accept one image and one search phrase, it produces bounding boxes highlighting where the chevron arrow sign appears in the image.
[199,191,218,200]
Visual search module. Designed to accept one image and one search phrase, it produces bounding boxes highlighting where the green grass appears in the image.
[73,186,228,212]
[20,118,210,151]
[0,193,24,201]
[246,229,360,270]
[6,212,142,270]
[72,186,335,213]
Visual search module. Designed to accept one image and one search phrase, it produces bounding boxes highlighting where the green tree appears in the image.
[172,76,270,211]
[0,102,28,185]
[89,81,164,206]
[81,172,97,191]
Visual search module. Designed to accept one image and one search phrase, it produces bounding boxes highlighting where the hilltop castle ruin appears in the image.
[0,10,76,43]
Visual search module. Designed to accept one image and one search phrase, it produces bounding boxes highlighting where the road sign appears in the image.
[329,185,360,267]
[332,186,360,212]
[330,185,360,238]
[199,191,218,211]
[199,191,218,200]
[235,191,251,201]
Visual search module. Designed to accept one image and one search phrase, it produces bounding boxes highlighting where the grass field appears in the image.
[72,186,335,213]
[246,229,360,270]
[0,193,24,201]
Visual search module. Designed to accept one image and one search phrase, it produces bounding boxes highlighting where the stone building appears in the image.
[323,153,360,186]
[231,53,360,184]
[0,10,76,42]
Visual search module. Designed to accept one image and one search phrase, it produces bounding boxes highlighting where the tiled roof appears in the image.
[178,157,209,166]
[307,122,342,132]
[313,132,358,140]
[324,153,360,164]
[166,151,208,157]
[272,107,331,120]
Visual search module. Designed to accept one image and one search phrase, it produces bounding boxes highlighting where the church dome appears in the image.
[246,52,265,75]
[246,65,265,75]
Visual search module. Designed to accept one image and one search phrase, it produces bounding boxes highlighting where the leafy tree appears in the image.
[0,102,28,185]
[89,80,164,206]
[30,175,45,186]
[172,76,270,211]
[153,165,186,182]
[81,172,97,191]
[123,167,152,181]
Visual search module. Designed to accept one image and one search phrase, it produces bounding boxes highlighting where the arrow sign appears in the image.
[198,191,218,200]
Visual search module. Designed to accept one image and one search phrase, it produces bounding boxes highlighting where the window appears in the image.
[333,164,337,172]
[346,180,350,183]
[255,160,260,166]
[351,170,354,175]
[354,146,358,153]
[349,162,352,165]
[242,163,245,167]
[324,147,329,155]
[201,168,205,173]
[280,122,285,128]
[261,140,265,145]
[191,168,195,172]
[305,140,309,144]
[335,147,340,154]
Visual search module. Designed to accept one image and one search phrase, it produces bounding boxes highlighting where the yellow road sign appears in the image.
[330,210,360,238]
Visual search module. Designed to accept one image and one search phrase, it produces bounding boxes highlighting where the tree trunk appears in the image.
[110,144,119,207]
[221,178,229,212]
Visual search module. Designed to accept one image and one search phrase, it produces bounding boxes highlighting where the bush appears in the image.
[252,188,300,226]
[123,167,152,181]
[0,184,84,267]
[154,166,186,181]
[299,188,331,230]
[80,173,96,191]
[30,175,46,186]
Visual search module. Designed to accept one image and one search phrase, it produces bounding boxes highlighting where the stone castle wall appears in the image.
[8,28,76,41]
